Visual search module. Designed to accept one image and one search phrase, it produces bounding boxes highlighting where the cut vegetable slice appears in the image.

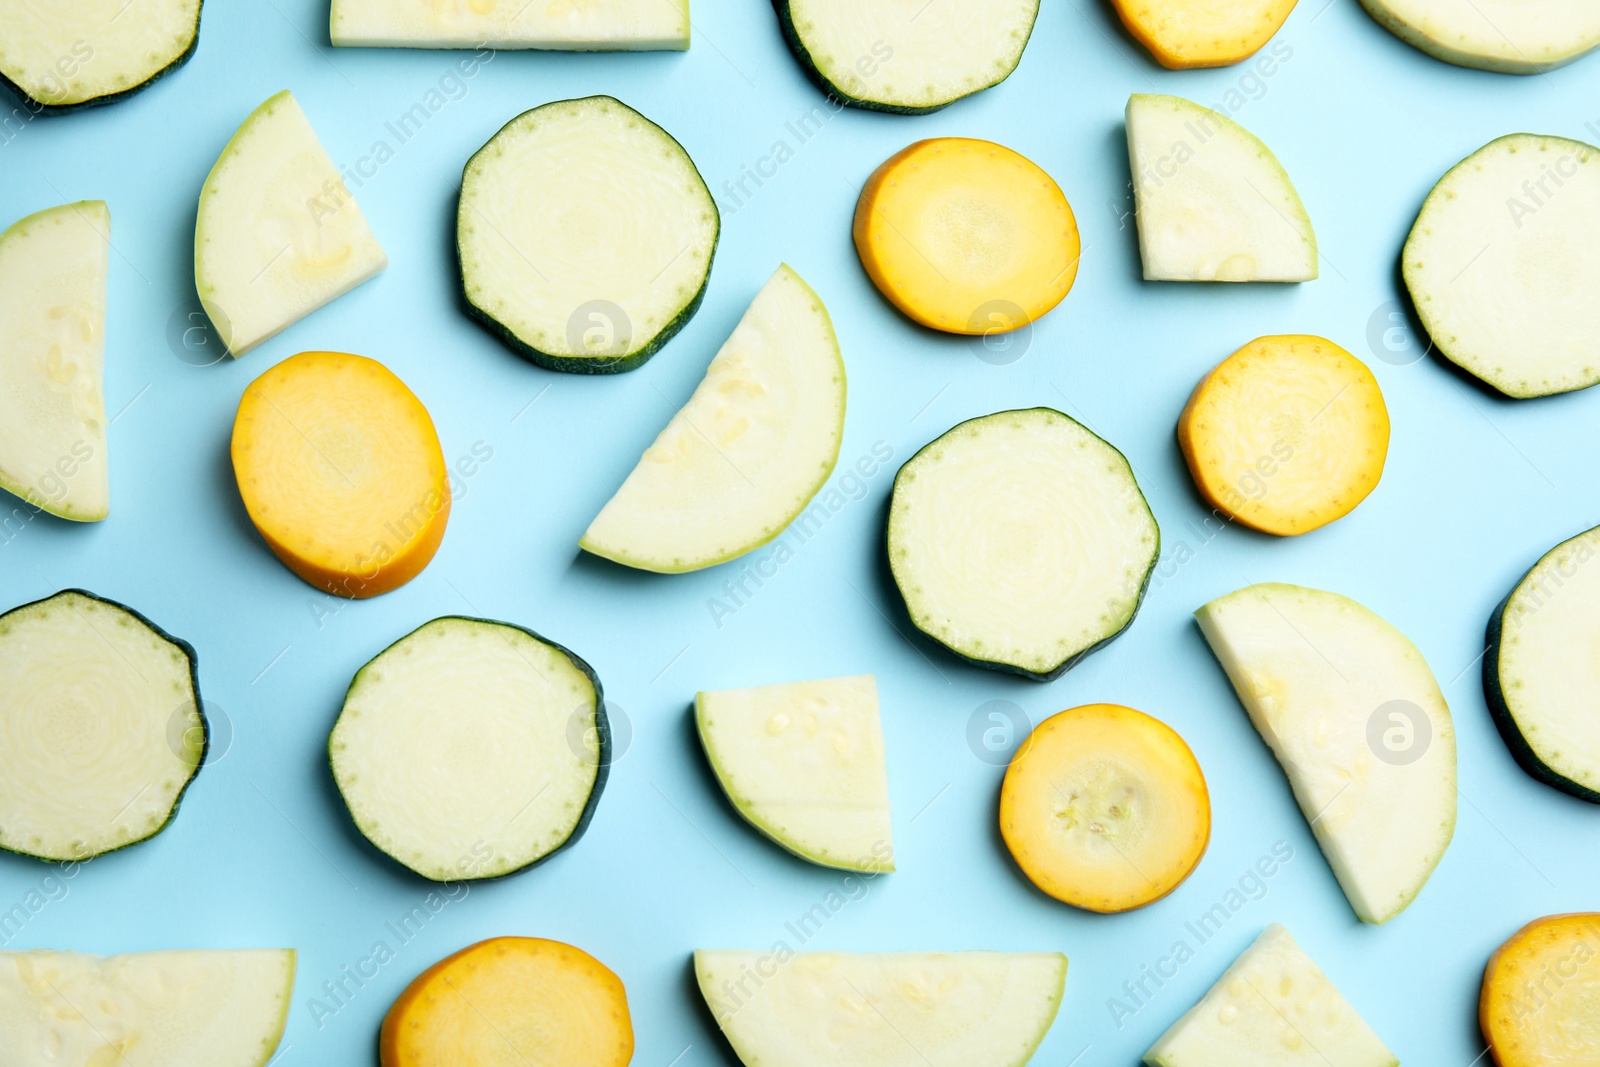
[1178,335,1389,536]
[1485,524,1600,802]
[696,950,1066,1067]
[853,138,1079,335]
[331,616,606,881]
[0,589,202,862]
[581,264,844,572]
[696,674,893,873]
[332,0,688,49]
[1126,94,1316,282]
[0,948,294,1067]
[1112,0,1296,68]
[1358,0,1600,72]
[231,351,449,599]
[1403,134,1600,398]
[0,0,200,111]
[1196,583,1456,924]
[0,202,110,521]
[1481,913,1600,1066]
[1145,924,1397,1066]
[774,0,1038,113]
[1000,704,1209,912]
[458,95,717,373]
[196,90,387,357]
[382,938,632,1067]
[887,408,1159,681]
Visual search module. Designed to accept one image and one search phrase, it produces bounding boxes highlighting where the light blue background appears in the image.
[3,0,1599,1062]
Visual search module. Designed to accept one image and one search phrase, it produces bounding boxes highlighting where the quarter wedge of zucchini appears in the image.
[0,0,201,111]
[1358,0,1600,72]
[0,589,204,862]
[332,0,688,49]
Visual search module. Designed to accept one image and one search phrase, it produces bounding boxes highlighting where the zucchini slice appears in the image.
[774,0,1038,113]
[1481,913,1600,1065]
[1000,704,1210,913]
[330,616,607,881]
[581,264,845,572]
[695,950,1066,1067]
[1402,134,1600,398]
[1126,94,1316,282]
[0,948,295,1067]
[1145,924,1397,1066]
[696,674,893,873]
[1177,334,1390,536]
[196,91,388,358]
[1196,583,1456,924]
[0,589,204,862]
[382,938,633,1067]
[0,0,201,112]
[458,96,718,373]
[1485,524,1600,802]
[1111,0,1296,69]
[332,0,687,49]
[887,408,1159,681]
[1358,0,1600,73]
[0,202,110,521]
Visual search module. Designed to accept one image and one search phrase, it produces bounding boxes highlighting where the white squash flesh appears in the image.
[1358,0,1600,72]
[0,0,200,108]
[331,0,689,49]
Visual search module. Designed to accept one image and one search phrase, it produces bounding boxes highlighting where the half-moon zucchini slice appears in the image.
[1358,0,1600,73]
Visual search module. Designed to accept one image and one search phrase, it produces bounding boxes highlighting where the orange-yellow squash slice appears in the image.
[1112,0,1297,69]
[1178,334,1389,536]
[381,937,634,1067]
[1000,704,1210,913]
[1481,913,1600,1067]
[853,138,1080,336]
[231,351,449,598]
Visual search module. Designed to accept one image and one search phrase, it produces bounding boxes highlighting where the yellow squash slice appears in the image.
[1112,0,1297,68]
[1481,913,1600,1067]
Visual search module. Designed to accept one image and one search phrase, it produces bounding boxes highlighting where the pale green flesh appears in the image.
[1403,134,1600,398]
[696,675,893,872]
[1145,925,1396,1066]
[331,0,688,48]
[0,591,201,861]
[1195,583,1456,924]
[581,264,845,572]
[0,0,199,107]
[195,90,388,357]
[330,618,600,881]
[695,950,1065,1067]
[0,203,109,521]
[1126,94,1316,282]
[1358,0,1600,72]
[0,949,294,1067]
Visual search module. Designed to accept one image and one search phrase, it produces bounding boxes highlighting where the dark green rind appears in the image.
[0,3,203,115]
[771,0,1038,115]
[0,588,206,863]
[1483,531,1600,804]
[455,95,719,375]
[330,614,610,883]
[885,408,1160,683]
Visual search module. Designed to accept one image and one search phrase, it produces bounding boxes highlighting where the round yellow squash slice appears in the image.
[1482,913,1600,1067]
[1111,0,1297,69]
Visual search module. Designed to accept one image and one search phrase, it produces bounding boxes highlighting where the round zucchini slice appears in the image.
[457,95,718,374]
[0,0,201,112]
[1358,0,1600,73]
[1000,704,1210,912]
[329,616,608,881]
[0,589,204,861]
[886,408,1159,681]
[1481,913,1600,1066]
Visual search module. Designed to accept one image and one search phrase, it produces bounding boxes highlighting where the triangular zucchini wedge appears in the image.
[331,0,688,49]
[0,202,110,520]
[1196,583,1455,923]
[581,264,845,573]
[0,0,201,111]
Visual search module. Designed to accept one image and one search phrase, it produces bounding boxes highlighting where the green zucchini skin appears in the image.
[0,3,203,115]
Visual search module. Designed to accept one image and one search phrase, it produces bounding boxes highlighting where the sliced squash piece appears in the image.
[1112,0,1297,68]
[0,201,109,521]
[581,264,844,572]
[695,950,1066,1067]
[1145,924,1397,1066]
[0,0,201,111]
[1126,94,1316,282]
[230,351,449,598]
[1178,335,1389,536]
[1196,583,1456,924]
[332,0,688,49]
[196,90,388,357]
[1481,913,1600,1066]
[696,674,892,873]
[1358,0,1600,73]
[381,937,632,1067]
[1000,704,1209,912]
[854,138,1079,335]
